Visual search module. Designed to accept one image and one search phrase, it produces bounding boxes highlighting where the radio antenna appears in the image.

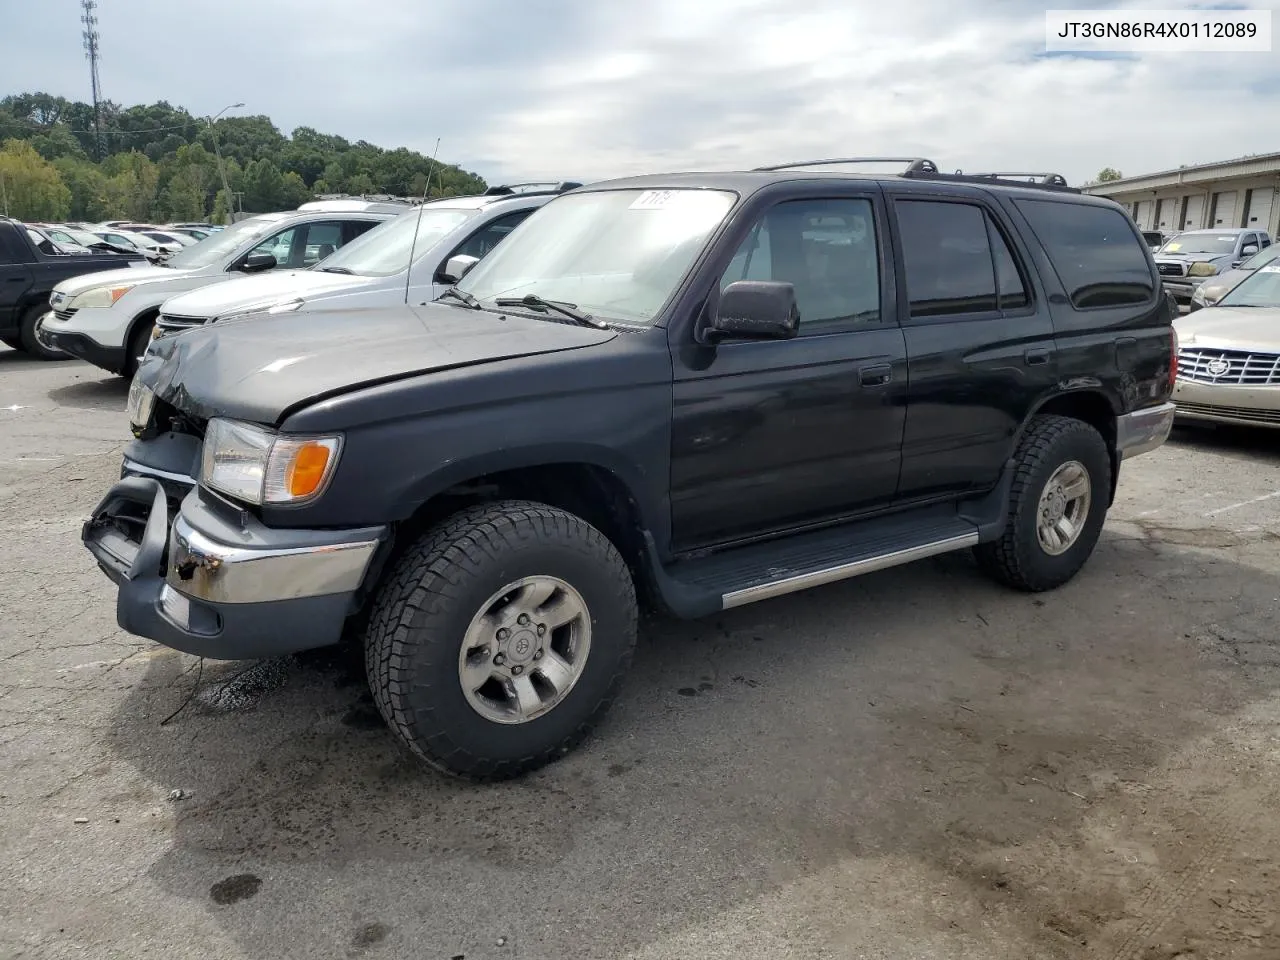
[404,137,442,305]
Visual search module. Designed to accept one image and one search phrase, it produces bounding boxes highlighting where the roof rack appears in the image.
[959,171,1071,187]
[483,181,583,197]
[754,157,940,175]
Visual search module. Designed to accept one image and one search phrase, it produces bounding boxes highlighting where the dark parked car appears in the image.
[84,158,1177,780]
[0,217,146,359]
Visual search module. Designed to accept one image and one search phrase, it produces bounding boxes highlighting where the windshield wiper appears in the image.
[494,294,607,329]
[438,286,481,309]
[318,266,354,274]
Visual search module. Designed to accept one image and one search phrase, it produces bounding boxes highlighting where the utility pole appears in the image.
[208,102,244,222]
[81,0,106,160]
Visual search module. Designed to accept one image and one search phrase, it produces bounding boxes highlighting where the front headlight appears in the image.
[126,377,155,430]
[1187,262,1218,278]
[200,418,342,505]
[68,284,137,309]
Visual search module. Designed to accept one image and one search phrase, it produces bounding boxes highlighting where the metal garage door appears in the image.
[1209,190,1237,227]
[1243,186,1275,236]
[1136,200,1154,229]
[1155,198,1171,230]
[1183,194,1205,230]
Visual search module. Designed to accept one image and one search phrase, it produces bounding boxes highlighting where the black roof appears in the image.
[568,158,1108,203]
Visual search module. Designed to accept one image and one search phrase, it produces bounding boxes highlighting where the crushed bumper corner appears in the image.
[82,479,387,660]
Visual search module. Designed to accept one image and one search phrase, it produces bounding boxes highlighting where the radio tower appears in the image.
[81,0,105,159]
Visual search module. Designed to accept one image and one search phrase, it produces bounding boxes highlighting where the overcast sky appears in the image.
[1,0,1276,186]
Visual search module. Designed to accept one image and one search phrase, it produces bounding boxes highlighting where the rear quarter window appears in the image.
[1016,199,1154,309]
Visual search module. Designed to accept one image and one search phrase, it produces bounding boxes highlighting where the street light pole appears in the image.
[208,102,244,223]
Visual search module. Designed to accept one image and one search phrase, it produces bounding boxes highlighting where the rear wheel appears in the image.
[364,500,638,780]
[974,415,1111,592]
[18,305,71,361]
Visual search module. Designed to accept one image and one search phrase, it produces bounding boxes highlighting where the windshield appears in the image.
[1239,244,1280,271]
[1218,264,1280,307]
[314,206,478,277]
[1160,233,1239,256]
[163,216,283,269]
[456,188,738,324]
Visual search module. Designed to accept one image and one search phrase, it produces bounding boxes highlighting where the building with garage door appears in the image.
[1082,152,1280,240]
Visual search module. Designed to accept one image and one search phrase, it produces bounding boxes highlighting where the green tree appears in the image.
[53,157,110,220]
[0,90,488,216]
[1096,167,1122,182]
[242,158,285,212]
[0,139,72,219]
[211,189,231,225]
[102,151,159,220]
[280,171,312,209]
[161,165,208,220]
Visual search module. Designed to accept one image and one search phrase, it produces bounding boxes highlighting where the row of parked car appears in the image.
[33,219,223,258]
[29,184,577,376]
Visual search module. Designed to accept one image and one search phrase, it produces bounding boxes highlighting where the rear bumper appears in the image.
[1115,402,1176,459]
[82,477,387,660]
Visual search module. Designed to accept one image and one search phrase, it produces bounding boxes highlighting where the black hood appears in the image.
[138,302,617,425]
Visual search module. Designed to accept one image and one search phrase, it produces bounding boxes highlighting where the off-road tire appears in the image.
[364,500,638,781]
[18,305,71,361]
[974,415,1111,592]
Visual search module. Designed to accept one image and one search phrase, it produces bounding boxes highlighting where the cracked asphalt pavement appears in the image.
[3,344,1280,960]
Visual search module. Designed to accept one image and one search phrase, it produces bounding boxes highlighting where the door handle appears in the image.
[859,363,892,387]
[1024,348,1052,365]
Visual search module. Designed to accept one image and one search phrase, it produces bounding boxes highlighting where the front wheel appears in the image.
[18,306,72,361]
[364,500,638,780]
[974,415,1112,592]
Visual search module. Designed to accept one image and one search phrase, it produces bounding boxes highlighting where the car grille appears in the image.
[1177,348,1280,386]
[1176,401,1280,425]
[53,307,78,323]
[154,313,206,337]
[1157,262,1186,278]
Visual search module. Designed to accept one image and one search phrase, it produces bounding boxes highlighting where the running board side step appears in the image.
[721,531,977,608]
[643,511,984,619]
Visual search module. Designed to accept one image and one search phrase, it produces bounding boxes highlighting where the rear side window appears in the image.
[895,200,1029,318]
[1016,200,1153,308]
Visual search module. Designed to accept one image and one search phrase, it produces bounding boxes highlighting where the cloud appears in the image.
[0,0,1276,187]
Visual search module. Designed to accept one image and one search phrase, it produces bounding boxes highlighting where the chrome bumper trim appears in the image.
[166,514,379,604]
[122,457,197,487]
[1116,402,1176,460]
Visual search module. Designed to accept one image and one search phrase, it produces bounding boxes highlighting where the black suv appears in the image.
[84,158,1178,781]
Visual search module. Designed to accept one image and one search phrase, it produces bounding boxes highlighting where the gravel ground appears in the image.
[2,345,1279,960]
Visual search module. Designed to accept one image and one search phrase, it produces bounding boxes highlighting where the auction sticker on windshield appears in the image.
[629,191,681,210]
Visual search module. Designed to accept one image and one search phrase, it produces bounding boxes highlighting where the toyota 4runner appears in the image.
[83,158,1178,781]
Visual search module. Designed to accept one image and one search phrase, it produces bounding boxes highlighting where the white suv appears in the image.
[38,199,407,377]
[150,183,583,342]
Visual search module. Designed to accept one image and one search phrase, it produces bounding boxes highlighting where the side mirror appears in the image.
[240,252,277,273]
[1240,244,1258,257]
[704,281,800,342]
[1231,260,1243,269]
[438,254,480,284]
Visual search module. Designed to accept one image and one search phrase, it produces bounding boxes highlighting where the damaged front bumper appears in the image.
[82,477,387,660]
